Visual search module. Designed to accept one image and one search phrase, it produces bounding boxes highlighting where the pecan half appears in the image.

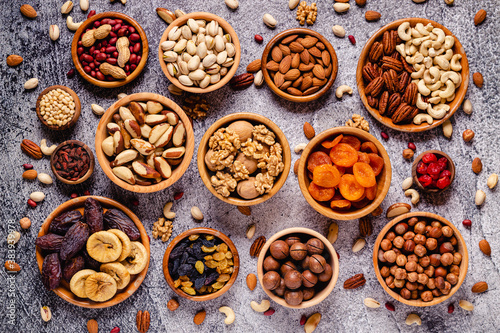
[392,103,412,124]
[401,58,414,73]
[382,30,397,55]
[381,56,403,72]
[362,63,380,83]
[382,70,397,94]
[230,73,254,89]
[21,139,43,159]
[387,93,401,116]
[359,217,372,237]
[378,91,389,115]
[367,96,379,109]
[136,310,150,333]
[398,72,411,93]
[369,42,383,63]
[250,235,266,257]
[365,76,384,97]
[401,83,418,105]
[344,273,366,289]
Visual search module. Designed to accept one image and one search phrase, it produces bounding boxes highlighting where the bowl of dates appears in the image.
[35,196,150,308]
[412,150,455,193]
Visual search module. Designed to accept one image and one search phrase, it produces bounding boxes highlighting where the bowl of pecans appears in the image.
[261,28,338,102]
[356,18,469,132]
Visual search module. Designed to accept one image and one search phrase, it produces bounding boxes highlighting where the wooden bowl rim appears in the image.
[197,112,291,206]
[71,12,149,88]
[261,28,338,103]
[356,17,469,132]
[94,92,194,193]
[158,12,241,93]
[35,196,150,308]
[50,140,95,185]
[162,227,240,302]
[412,149,456,193]
[256,227,339,309]
[298,127,392,220]
[35,85,81,130]
[372,211,469,307]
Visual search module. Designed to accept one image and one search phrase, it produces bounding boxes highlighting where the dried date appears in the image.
[42,253,62,290]
[104,209,140,241]
[62,256,85,282]
[84,198,103,234]
[60,221,90,261]
[49,210,82,235]
[35,233,64,252]
[82,248,101,271]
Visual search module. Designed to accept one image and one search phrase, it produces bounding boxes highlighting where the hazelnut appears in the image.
[274,278,286,296]
[378,249,387,263]
[402,149,414,159]
[396,254,407,267]
[435,276,446,290]
[435,267,447,277]
[385,275,395,288]
[19,217,31,229]
[301,270,318,288]
[405,261,417,272]
[441,226,453,238]
[390,265,398,276]
[441,281,452,295]
[284,270,302,290]
[380,266,391,278]
[381,239,393,251]
[439,242,454,254]
[411,290,419,299]
[290,242,308,261]
[425,225,432,234]
[400,288,411,300]
[407,271,418,282]
[263,271,281,290]
[431,221,442,228]
[414,234,426,245]
[394,278,405,288]
[309,254,326,274]
[385,231,396,242]
[403,231,415,240]
[167,298,179,311]
[407,254,418,262]
[453,253,462,265]
[446,273,458,285]
[414,244,427,257]
[318,263,333,282]
[406,281,418,291]
[395,222,408,235]
[393,236,405,249]
[416,264,424,274]
[432,288,442,297]
[263,256,281,271]
[427,278,436,289]
[440,253,454,266]
[414,222,427,234]
[449,236,458,246]
[429,254,442,267]
[302,287,315,301]
[417,273,429,285]
[407,217,418,227]
[403,240,416,253]
[450,264,460,275]
[428,227,442,239]
[395,268,407,280]
[270,240,290,260]
[284,289,303,306]
[462,129,475,142]
[383,250,397,263]
[285,236,302,246]
[393,248,401,255]
[280,261,297,276]
[424,266,435,278]
[419,256,430,268]
[425,238,438,251]
[421,290,433,302]
[301,256,311,270]
[306,238,324,255]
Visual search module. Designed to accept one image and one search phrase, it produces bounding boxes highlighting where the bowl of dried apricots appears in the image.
[298,127,392,220]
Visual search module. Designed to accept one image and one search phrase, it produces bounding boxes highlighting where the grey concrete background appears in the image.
[0,0,499,332]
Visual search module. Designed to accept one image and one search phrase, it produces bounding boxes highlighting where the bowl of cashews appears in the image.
[356,18,469,132]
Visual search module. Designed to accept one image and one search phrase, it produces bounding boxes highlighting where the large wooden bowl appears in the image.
[158,12,241,93]
[356,18,469,132]
[162,227,240,302]
[412,150,455,193]
[71,12,149,88]
[261,28,338,103]
[50,140,95,185]
[298,127,392,220]
[197,113,291,206]
[35,85,81,130]
[36,196,150,308]
[373,212,468,307]
[257,227,339,309]
[95,92,194,193]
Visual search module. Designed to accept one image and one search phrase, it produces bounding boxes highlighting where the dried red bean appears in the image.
[448,303,455,314]
[174,192,184,200]
[381,132,389,140]
[108,20,116,26]
[66,69,75,78]
[110,327,120,333]
[96,72,105,80]
[23,163,33,170]
[70,193,78,199]
[28,199,37,208]
[88,10,96,19]
[129,26,136,33]
[462,219,472,227]
[84,190,91,196]
[132,199,139,206]
[133,43,141,53]
[106,58,118,65]
[300,315,306,325]
[254,34,263,43]
[336,252,340,260]
[129,33,140,42]
[348,35,356,45]
[264,308,275,316]
[385,302,395,311]
[94,21,100,28]
[77,47,84,55]
[408,142,416,150]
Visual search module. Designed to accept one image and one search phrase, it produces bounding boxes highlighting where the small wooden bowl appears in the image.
[36,85,81,130]
[36,196,150,308]
[257,227,339,309]
[373,212,468,307]
[197,113,291,206]
[162,227,240,302]
[95,92,194,193]
[356,18,469,132]
[298,127,392,220]
[261,28,338,103]
[158,12,241,93]
[50,140,95,185]
[412,150,455,193]
[71,12,149,88]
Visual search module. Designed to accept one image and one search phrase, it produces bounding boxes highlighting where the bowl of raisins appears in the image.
[412,150,455,193]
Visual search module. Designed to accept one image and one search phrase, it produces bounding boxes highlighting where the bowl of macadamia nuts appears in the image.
[373,212,468,307]
[257,227,339,308]
[197,113,291,206]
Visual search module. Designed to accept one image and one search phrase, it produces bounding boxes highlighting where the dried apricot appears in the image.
[330,200,352,210]
[365,184,377,200]
[321,134,343,149]
[312,164,341,188]
[357,152,371,164]
[338,174,365,201]
[353,162,377,187]
[368,153,384,176]
[360,142,378,154]
[340,136,361,151]
[336,166,346,176]
[330,143,358,167]
[307,151,332,172]
[308,182,335,201]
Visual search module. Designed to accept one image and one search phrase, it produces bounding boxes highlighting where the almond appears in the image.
[303,122,315,139]
[273,72,285,88]
[287,87,302,96]
[312,64,325,80]
[472,157,482,174]
[271,46,283,63]
[279,55,292,74]
[265,60,280,72]
[278,44,291,56]
[20,4,37,19]
[289,41,304,53]
[474,9,487,26]
[471,281,488,293]
[300,37,318,48]
[472,72,483,88]
[291,53,301,68]
[5,261,21,272]
[22,169,37,180]
[238,206,251,216]
[479,239,491,256]
[281,34,298,44]
[193,310,206,325]
[87,319,98,333]
[308,46,322,58]
[284,69,300,81]
[7,55,23,67]
[300,49,310,64]
[246,273,257,291]
[246,59,262,73]
[321,50,331,67]
[293,158,300,175]
[365,10,381,21]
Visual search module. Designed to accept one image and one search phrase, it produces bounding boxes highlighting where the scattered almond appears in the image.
[246,59,262,73]
[474,9,487,26]
[471,281,488,293]
[365,11,381,21]
[193,309,206,325]
[473,72,483,88]
[5,261,21,272]
[7,55,23,67]
[471,157,482,174]
[87,319,98,333]
[479,239,491,256]
[22,169,37,179]
[238,206,251,216]
[246,273,257,291]
[293,158,300,175]
[303,122,315,139]
[20,4,37,19]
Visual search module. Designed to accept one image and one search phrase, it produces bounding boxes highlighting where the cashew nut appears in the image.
[423,67,440,84]
[40,139,57,156]
[444,36,455,49]
[411,35,430,46]
[425,23,434,32]
[411,28,422,38]
[423,56,433,68]
[432,28,445,45]
[250,300,270,312]
[336,85,353,99]
[417,80,431,96]
[415,23,430,36]
[163,202,176,219]
[450,54,462,71]
[406,52,423,65]
[294,143,307,153]
[411,64,425,79]
[426,80,442,92]
[402,177,413,190]
[442,119,453,138]
[416,93,429,110]
[440,71,461,85]
[445,94,455,102]
[413,113,433,125]
[419,40,432,56]
[427,103,449,119]
[404,41,413,56]
[434,56,450,70]
[398,22,412,41]
[439,80,455,98]
[219,306,235,325]
[66,16,82,31]
[428,96,441,104]
[405,189,420,205]
[443,49,453,61]
[395,44,406,58]
[431,41,442,50]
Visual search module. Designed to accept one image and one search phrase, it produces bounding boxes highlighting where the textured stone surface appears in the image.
[1,0,499,332]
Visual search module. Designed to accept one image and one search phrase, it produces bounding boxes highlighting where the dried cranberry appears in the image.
[174,192,184,200]
[23,163,33,170]
[348,35,356,45]
[264,308,275,316]
[448,303,455,314]
[110,327,120,333]
[28,199,37,208]
[83,190,91,196]
[381,132,389,140]
[416,161,428,174]
[439,170,452,178]
[300,315,307,325]
[408,142,416,150]
[462,219,472,227]
[254,34,263,43]
[436,176,451,189]
[385,302,395,311]
[70,193,78,199]
[427,162,441,176]
[422,153,437,164]
[418,175,433,187]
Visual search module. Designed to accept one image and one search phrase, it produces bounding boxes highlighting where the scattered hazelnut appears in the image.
[419,256,430,268]
[402,149,414,159]
[400,288,411,300]
[462,129,475,142]
[20,217,31,229]
[446,273,458,285]
[441,226,453,238]
[435,267,448,277]
[380,266,391,278]
[425,238,438,251]
[405,261,417,272]
[414,244,427,257]
[395,222,409,235]
[396,254,407,267]
[407,271,418,282]
[453,252,462,265]
[167,298,180,311]
[385,231,396,242]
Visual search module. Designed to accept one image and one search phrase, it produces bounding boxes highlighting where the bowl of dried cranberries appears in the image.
[412,150,455,193]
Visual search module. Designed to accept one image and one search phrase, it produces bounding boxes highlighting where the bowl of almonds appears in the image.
[356,18,469,132]
[261,28,338,102]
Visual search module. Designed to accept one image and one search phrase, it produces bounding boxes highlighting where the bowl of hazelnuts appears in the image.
[257,227,339,308]
[373,212,468,307]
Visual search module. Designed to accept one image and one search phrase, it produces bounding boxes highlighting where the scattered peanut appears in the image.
[41,306,52,322]
[487,174,498,189]
[475,190,486,206]
[7,231,21,245]
[402,177,413,190]
[38,173,53,184]
[333,3,350,13]
[191,206,203,220]
[24,78,39,90]
[463,99,472,115]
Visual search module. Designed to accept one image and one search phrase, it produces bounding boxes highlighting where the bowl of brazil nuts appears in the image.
[373,212,468,307]
[356,18,469,132]
[159,12,241,93]
[261,28,338,102]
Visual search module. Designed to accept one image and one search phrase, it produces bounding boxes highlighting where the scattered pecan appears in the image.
[359,217,372,237]
[230,73,254,89]
[344,273,366,289]
[21,139,43,159]
[250,235,266,257]
[136,310,150,333]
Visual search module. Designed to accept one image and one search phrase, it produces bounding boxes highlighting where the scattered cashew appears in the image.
[398,22,411,41]
[66,16,82,31]
[163,202,176,219]
[413,114,433,125]
[405,189,420,205]
[294,143,307,153]
[250,300,270,312]
[442,120,453,138]
[219,306,235,325]
[402,177,413,190]
[40,139,57,156]
[335,85,353,99]
[406,313,422,326]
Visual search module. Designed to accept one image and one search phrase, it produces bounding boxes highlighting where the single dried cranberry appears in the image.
[408,142,416,150]
[422,153,437,164]
[23,163,33,169]
[254,34,263,43]
[385,302,395,311]
[348,35,356,45]
[110,328,120,333]
[300,315,307,325]
[418,175,433,187]
[70,193,78,199]
[174,192,184,200]
[84,190,91,196]
[264,308,275,316]
[462,219,472,227]
[436,176,451,189]
[448,303,455,314]
[336,252,340,260]
[28,199,37,208]
[439,170,452,178]
[66,68,75,78]
[381,132,389,140]
[132,199,139,206]
[416,161,427,174]
[427,162,441,176]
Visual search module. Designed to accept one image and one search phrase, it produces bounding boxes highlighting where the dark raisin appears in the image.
[41,253,62,290]
[170,246,185,260]
[178,264,192,277]
[35,233,64,252]
[62,256,85,282]
[84,197,103,234]
[60,221,90,261]
[49,210,82,235]
[194,274,205,290]
[205,272,219,285]
[103,209,140,240]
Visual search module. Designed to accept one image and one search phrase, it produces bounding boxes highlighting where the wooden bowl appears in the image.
[412,150,455,193]
[158,12,241,93]
[71,12,149,88]
[356,18,469,132]
[257,227,339,309]
[197,113,291,206]
[95,92,194,193]
[373,212,468,307]
[36,85,81,130]
[261,28,338,102]
[162,227,240,301]
[298,127,392,220]
[36,196,150,308]
[50,140,95,185]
